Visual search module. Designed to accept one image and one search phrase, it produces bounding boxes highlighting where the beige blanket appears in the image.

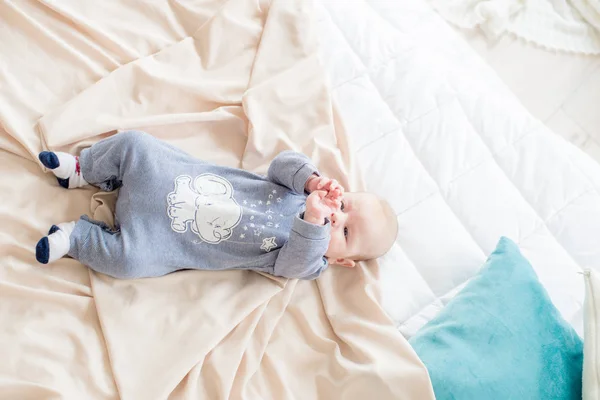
[0,1,434,398]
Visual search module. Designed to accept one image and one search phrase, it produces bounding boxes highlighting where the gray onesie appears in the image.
[68,131,330,280]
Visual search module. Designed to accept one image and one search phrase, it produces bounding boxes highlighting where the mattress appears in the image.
[318,0,600,337]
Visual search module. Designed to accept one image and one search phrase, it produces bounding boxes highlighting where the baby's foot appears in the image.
[35,221,76,264]
[38,151,88,189]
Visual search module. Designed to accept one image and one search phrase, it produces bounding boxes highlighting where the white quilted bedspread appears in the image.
[318,0,600,337]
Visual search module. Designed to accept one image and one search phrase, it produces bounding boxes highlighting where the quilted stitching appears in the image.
[318,0,600,337]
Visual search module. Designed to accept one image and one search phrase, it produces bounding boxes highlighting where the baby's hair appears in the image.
[353,194,398,261]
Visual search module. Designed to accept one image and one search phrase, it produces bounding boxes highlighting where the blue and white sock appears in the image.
[35,221,76,264]
[39,151,88,189]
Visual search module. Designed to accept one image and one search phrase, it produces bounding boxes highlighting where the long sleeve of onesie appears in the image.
[267,150,319,194]
[272,215,330,279]
[267,150,330,279]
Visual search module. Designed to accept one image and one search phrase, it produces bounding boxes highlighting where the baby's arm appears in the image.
[267,150,319,194]
[272,215,330,280]
[267,150,345,202]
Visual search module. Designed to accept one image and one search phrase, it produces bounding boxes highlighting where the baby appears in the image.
[35,131,397,280]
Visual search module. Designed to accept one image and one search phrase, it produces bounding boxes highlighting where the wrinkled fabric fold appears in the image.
[0,0,434,398]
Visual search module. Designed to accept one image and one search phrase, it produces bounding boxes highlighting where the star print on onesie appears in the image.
[261,237,277,252]
[232,186,297,254]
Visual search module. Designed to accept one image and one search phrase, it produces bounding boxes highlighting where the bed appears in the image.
[318,0,600,338]
[0,0,598,399]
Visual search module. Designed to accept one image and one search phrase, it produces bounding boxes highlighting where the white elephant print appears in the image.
[167,174,242,244]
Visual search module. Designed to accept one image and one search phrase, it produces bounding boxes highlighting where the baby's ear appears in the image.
[334,258,356,268]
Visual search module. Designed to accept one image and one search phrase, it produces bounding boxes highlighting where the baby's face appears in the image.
[325,192,387,265]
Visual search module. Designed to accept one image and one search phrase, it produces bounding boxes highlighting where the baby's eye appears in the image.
[340,201,345,211]
[344,227,348,238]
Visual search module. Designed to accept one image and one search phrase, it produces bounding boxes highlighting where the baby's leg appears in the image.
[37,217,153,279]
[68,218,145,279]
[39,130,162,191]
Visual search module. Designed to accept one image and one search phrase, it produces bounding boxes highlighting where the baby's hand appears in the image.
[305,175,345,201]
[304,190,338,225]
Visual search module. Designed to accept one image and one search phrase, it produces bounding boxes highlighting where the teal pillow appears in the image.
[409,237,583,400]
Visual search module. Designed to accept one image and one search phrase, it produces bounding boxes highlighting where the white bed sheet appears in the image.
[318,0,600,337]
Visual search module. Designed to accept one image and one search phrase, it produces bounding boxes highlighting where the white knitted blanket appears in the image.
[430,0,600,55]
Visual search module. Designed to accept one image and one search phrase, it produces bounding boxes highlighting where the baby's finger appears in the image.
[330,181,344,194]
[324,197,340,210]
[328,183,340,195]
[324,190,337,201]
[308,191,324,206]
[327,187,341,200]
[317,178,330,190]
